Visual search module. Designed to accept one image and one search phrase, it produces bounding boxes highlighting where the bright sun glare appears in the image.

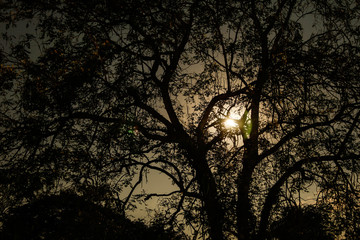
[224,118,238,129]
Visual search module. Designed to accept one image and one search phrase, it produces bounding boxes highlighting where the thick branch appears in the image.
[259,111,344,161]
[159,1,198,131]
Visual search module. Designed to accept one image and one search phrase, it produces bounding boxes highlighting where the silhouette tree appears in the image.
[0,191,180,240]
[270,205,336,240]
[1,0,360,239]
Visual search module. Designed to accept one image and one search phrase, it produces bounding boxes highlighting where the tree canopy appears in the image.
[1,0,360,239]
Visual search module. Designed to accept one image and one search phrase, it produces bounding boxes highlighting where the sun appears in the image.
[224,118,238,129]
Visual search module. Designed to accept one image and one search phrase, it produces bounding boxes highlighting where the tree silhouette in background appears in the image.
[0,191,180,240]
[270,205,335,240]
[1,0,360,239]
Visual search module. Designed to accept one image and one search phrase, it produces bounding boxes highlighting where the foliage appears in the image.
[270,205,336,240]
[1,0,360,239]
[0,191,180,240]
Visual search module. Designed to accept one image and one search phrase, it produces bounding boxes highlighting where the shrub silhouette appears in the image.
[0,192,178,240]
[270,205,335,240]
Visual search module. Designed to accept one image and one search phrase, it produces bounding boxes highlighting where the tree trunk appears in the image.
[237,71,263,239]
[237,183,251,240]
[203,188,225,240]
[189,146,225,240]
[236,158,255,240]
